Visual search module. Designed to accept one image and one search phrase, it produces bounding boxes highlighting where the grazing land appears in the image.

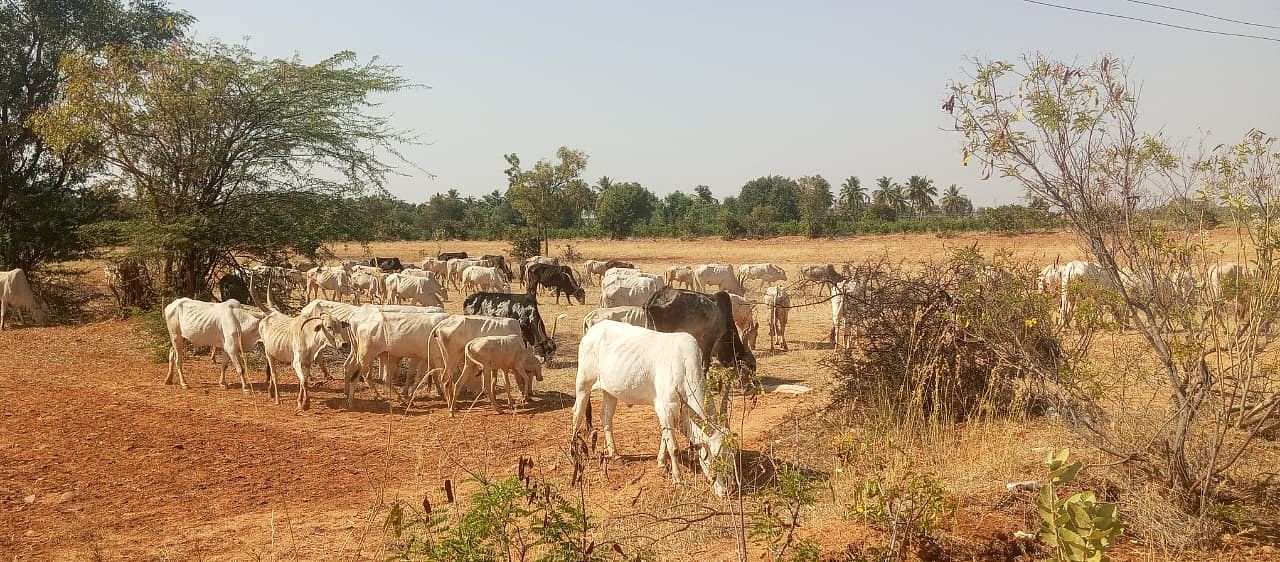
[2,231,1276,560]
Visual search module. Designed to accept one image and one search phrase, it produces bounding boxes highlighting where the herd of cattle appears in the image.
[0,254,1261,494]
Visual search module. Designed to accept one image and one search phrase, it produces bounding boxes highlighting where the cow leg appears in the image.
[600,392,619,458]
[216,349,230,389]
[166,336,189,388]
[293,357,310,411]
[655,403,683,484]
[0,299,6,330]
[265,360,280,404]
[502,370,518,412]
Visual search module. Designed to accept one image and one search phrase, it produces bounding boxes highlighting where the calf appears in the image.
[665,265,695,289]
[455,334,543,412]
[572,320,733,496]
[258,311,350,410]
[163,298,261,392]
[0,269,46,330]
[418,314,525,413]
[350,270,383,304]
[764,286,790,351]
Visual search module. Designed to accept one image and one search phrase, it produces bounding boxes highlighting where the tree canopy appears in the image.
[504,147,591,255]
[0,0,191,271]
[737,175,800,221]
[34,40,415,296]
[595,181,657,239]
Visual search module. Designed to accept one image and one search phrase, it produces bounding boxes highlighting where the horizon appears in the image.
[178,0,1279,206]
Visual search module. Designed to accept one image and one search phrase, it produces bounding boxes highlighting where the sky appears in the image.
[177,0,1279,207]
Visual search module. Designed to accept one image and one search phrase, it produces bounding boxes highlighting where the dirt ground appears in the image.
[2,231,1276,560]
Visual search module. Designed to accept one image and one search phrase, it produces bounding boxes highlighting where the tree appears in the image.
[505,147,590,255]
[661,190,696,225]
[738,175,800,221]
[947,53,1276,513]
[796,175,834,238]
[34,41,414,297]
[872,177,907,213]
[694,185,717,204]
[939,184,973,217]
[836,176,867,219]
[0,0,191,272]
[904,175,938,216]
[595,181,657,239]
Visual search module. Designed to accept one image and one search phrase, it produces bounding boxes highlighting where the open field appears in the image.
[2,231,1278,560]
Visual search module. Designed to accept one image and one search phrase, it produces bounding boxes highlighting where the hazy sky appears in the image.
[179,0,1278,206]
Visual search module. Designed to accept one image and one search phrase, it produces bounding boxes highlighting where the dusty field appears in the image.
[2,231,1276,560]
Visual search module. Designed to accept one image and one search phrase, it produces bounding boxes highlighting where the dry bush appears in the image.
[104,257,157,315]
[823,248,1067,425]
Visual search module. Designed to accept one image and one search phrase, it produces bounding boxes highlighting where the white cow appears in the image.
[419,258,449,279]
[583,260,608,285]
[462,265,509,293]
[571,320,733,496]
[448,258,484,289]
[350,271,383,305]
[601,275,665,307]
[163,298,262,392]
[830,279,861,348]
[737,263,787,288]
[692,264,745,296]
[1037,264,1063,296]
[728,294,759,350]
[305,266,353,302]
[764,286,790,351]
[582,306,653,332]
[258,311,349,410]
[1209,261,1256,322]
[0,269,46,330]
[341,307,451,407]
[418,314,526,414]
[454,334,544,413]
[665,266,695,289]
[1057,260,1105,327]
[385,273,447,307]
[400,268,438,280]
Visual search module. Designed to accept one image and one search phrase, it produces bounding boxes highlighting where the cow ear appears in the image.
[314,324,323,332]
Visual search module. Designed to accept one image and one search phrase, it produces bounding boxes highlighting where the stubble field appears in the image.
[2,231,1275,560]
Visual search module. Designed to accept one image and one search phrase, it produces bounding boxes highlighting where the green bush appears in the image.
[508,231,543,260]
[1035,449,1123,562]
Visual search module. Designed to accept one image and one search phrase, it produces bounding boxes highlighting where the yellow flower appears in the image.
[1024,317,1038,328]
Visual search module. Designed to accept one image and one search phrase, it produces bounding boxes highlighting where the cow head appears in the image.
[713,292,756,373]
[690,424,735,497]
[306,313,351,353]
[572,286,587,304]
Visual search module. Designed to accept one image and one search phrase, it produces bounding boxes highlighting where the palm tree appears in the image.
[837,176,867,218]
[940,184,973,217]
[596,176,614,192]
[904,175,937,216]
[872,177,907,213]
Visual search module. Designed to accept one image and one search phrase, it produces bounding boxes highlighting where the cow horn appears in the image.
[550,313,567,339]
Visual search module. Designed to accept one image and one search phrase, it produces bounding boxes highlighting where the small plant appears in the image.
[560,243,582,263]
[1035,448,1123,562]
[384,459,621,561]
[750,465,821,562]
[844,468,953,560]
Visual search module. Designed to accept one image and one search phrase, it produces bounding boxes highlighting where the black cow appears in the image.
[463,292,562,360]
[217,272,251,304]
[603,259,635,271]
[644,288,755,373]
[438,251,468,261]
[526,262,585,304]
[370,256,404,272]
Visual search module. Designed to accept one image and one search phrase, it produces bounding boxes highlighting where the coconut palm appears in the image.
[940,184,973,217]
[904,175,937,216]
[872,177,907,213]
[837,176,867,218]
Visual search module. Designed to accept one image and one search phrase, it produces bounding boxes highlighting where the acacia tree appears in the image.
[505,147,589,255]
[34,41,414,297]
[796,174,834,238]
[947,53,1280,512]
[0,0,190,272]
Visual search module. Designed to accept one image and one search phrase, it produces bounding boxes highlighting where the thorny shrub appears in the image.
[750,465,821,562]
[822,247,1080,425]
